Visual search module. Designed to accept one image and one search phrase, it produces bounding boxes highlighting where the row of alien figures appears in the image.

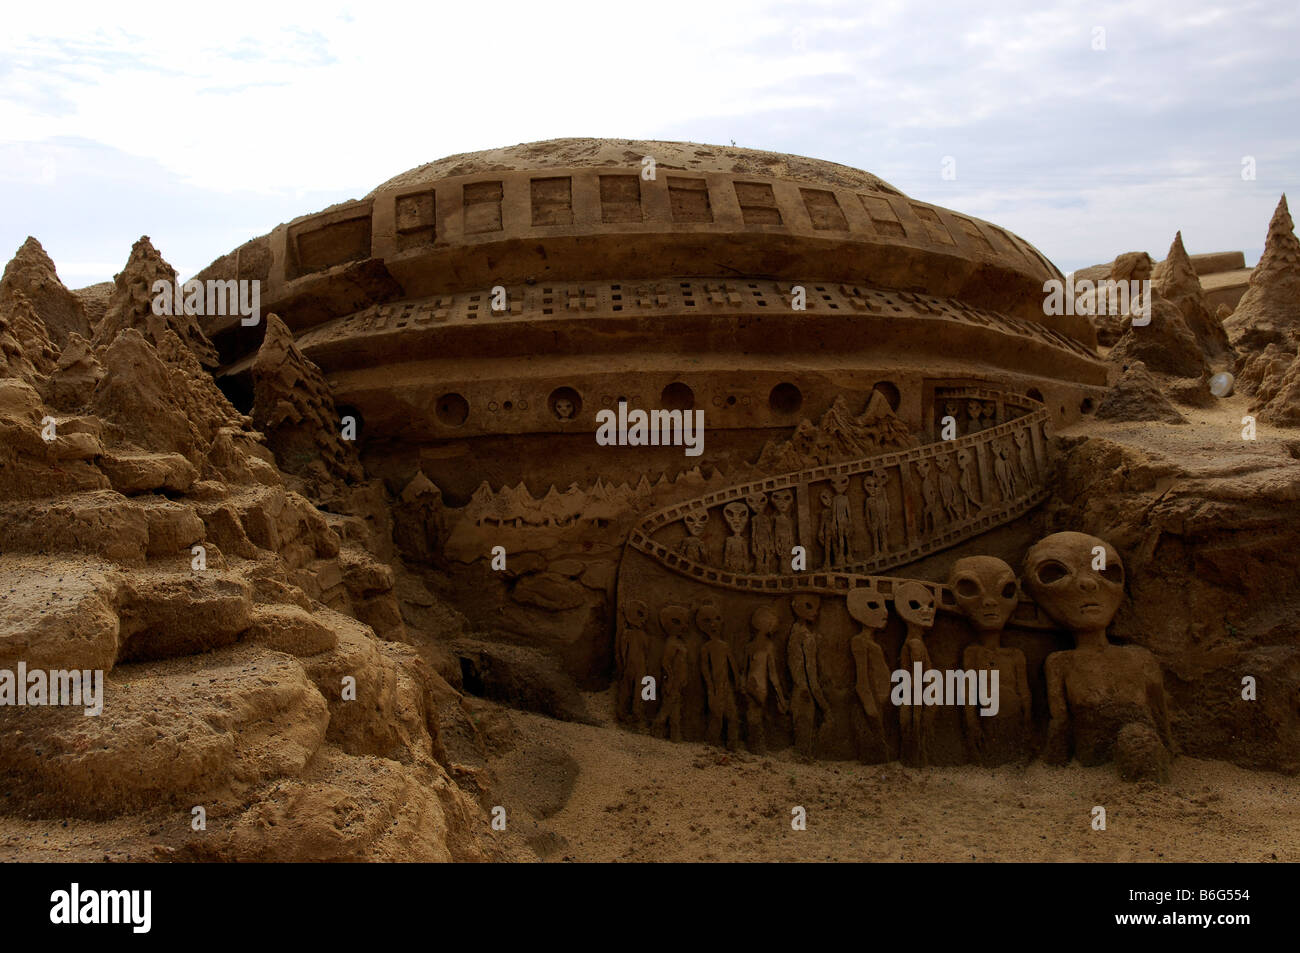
[675,434,1036,575]
[614,533,1176,780]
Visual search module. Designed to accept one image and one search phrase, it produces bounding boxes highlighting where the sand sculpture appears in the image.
[11,142,1299,865]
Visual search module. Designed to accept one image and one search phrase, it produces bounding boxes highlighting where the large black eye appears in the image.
[1100,563,1123,584]
[1036,561,1069,585]
[955,578,980,598]
[867,600,881,610]
[1001,581,1017,599]
[909,599,921,610]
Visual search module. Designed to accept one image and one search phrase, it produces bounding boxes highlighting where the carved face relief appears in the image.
[772,488,793,514]
[894,581,936,628]
[983,401,997,421]
[819,489,832,508]
[746,492,767,514]
[696,602,723,638]
[1023,532,1125,634]
[935,453,951,471]
[948,556,1018,633]
[750,606,778,637]
[846,588,888,630]
[791,593,820,622]
[683,509,709,537]
[723,501,749,535]
[916,460,931,480]
[968,402,981,420]
[957,449,972,468]
[554,399,575,420]
[624,599,648,628]
[944,401,958,417]
[831,475,850,494]
[659,603,690,639]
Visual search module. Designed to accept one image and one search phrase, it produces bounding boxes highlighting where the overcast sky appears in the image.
[1,0,1295,286]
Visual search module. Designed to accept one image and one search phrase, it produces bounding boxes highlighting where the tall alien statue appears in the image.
[846,587,895,763]
[948,556,1033,765]
[742,606,788,754]
[787,593,832,758]
[1023,532,1175,781]
[895,580,937,767]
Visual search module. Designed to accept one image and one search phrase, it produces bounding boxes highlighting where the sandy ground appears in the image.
[486,690,1300,863]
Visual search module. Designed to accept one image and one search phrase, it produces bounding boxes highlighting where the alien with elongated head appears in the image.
[652,603,693,742]
[847,587,895,763]
[616,599,652,726]
[895,580,937,767]
[742,606,788,754]
[787,593,832,758]
[1023,532,1174,781]
[949,556,1033,765]
[699,601,742,749]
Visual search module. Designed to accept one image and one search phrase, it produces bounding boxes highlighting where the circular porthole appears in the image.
[435,393,469,427]
[661,381,695,410]
[769,382,803,414]
[872,380,901,411]
[548,386,582,421]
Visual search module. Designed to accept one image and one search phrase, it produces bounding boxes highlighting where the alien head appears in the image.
[819,489,833,508]
[772,488,794,514]
[745,491,767,514]
[750,605,778,637]
[659,603,690,638]
[723,501,750,535]
[791,593,820,622]
[846,588,888,630]
[1023,531,1124,634]
[696,601,723,638]
[916,460,931,480]
[948,555,1018,634]
[554,398,575,420]
[831,475,850,494]
[894,581,936,628]
[683,508,709,537]
[624,598,648,628]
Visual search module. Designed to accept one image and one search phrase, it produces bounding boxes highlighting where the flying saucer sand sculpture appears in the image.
[196,139,1167,775]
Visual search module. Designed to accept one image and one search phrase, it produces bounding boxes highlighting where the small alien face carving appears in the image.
[983,401,997,418]
[895,581,936,627]
[968,402,982,419]
[659,604,690,638]
[916,460,931,480]
[948,556,1018,633]
[697,602,723,637]
[997,445,1010,460]
[723,501,750,535]
[554,399,575,420]
[1014,430,1029,447]
[957,449,972,467]
[745,492,767,514]
[624,599,648,628]
[683,509,709,537]
[772,488,794,514]
[1023,532,1125,633]
[831,475,850,494]
[846,588,888,630]
[750,606,778,637]
[819,489,833,508]
[935,453,951,471]
[944,401,958,416]
[791,593,820,622]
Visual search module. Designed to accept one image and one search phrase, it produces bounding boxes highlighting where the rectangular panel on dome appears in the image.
[668,177,713,223]
[531,177,574,226]
[735,181,783,225]
[800,188,848,230]
[395,190,436,252]
[910,205,956,245]
[954,215,996,253]
[859,194,906,238]
[600,175,643,223]
[291,213,372,278]
[463,181,504,234]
